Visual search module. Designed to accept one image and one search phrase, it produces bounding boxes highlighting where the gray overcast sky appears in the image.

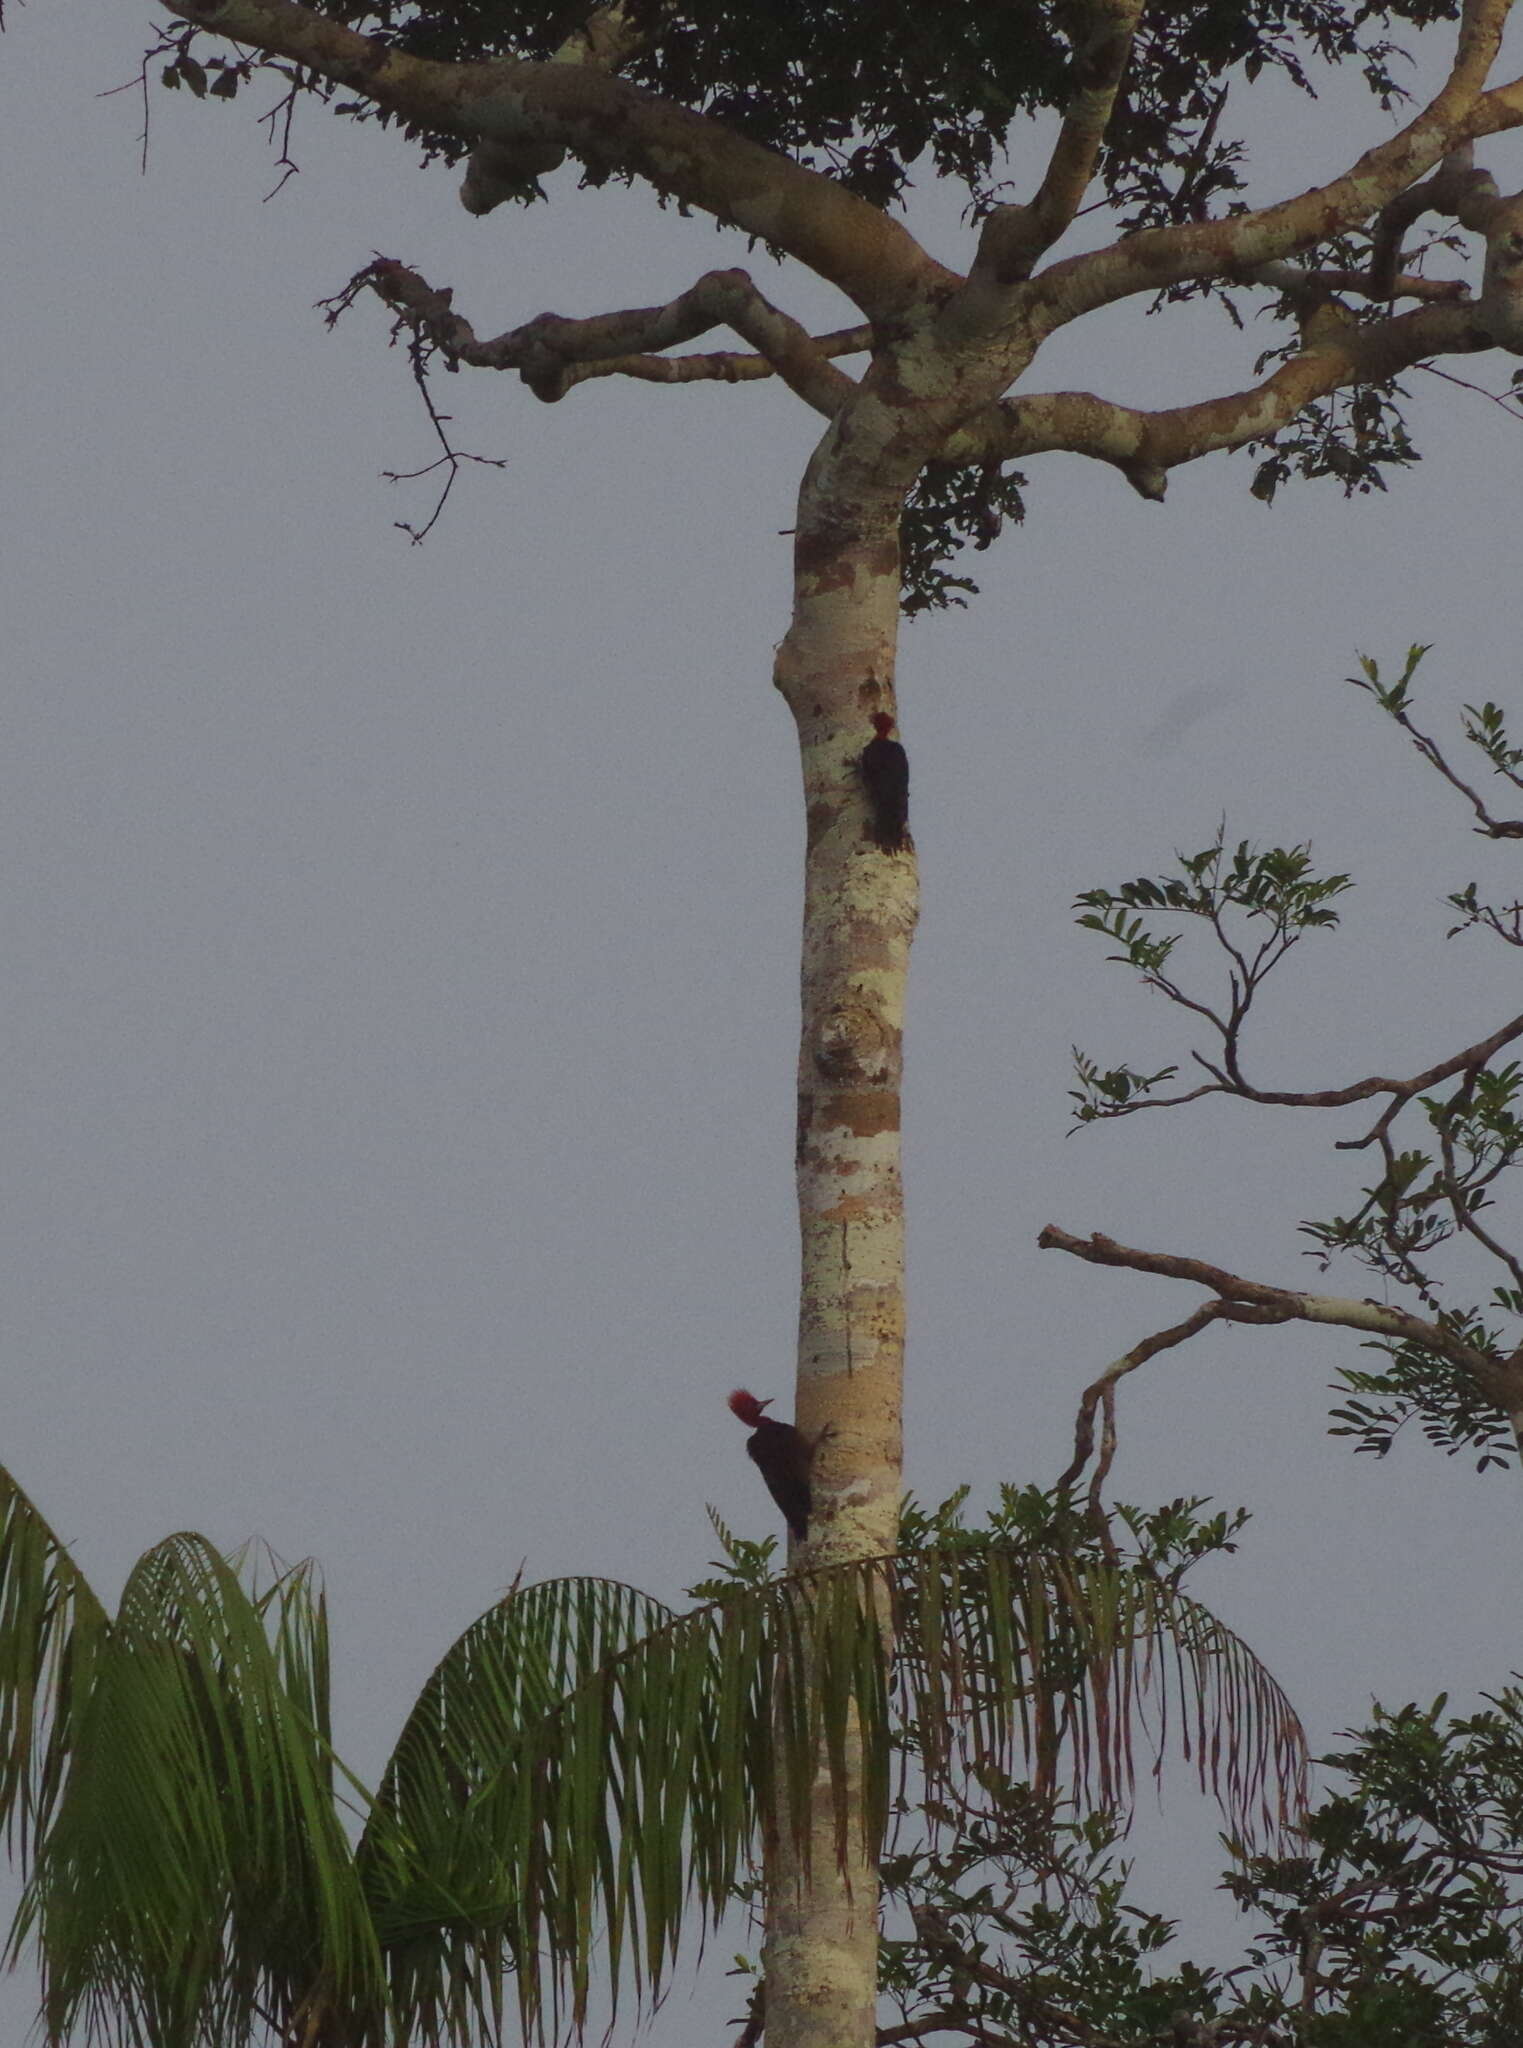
[4,3,1523,2036]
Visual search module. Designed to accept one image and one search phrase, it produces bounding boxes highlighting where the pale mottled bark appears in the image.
[775,507,912,1562]
[759,1750,879,2048]
[756,438,911,2048]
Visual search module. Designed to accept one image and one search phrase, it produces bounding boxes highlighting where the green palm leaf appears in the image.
[359,1545,1305,2041]
[0,1476,382,2048]
[1,1459,1305,2046]
[0,1463,109,1863]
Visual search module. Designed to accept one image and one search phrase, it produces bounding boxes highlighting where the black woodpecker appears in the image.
[860,711,910,853]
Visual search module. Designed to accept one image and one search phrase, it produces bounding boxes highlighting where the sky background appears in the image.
[4,3,1523,2037]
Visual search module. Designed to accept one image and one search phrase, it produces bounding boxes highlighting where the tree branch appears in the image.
[946,299,1485,498]
[1036,1225,1523,1416]
[1348,666,1523,837]
[1030,1,1146,245]
[459,0,661,214]
[169,0,953,321]
[732,1978,765,2048]
[962,0,1146,303]
[1057,1301,1235,1514]
[351,259,860,415]
[1073,1004,1523,1140]
[529,326,872,396]
[1024,0,1518,332]
[1248,261,1471,305]
[1370,141,1523,347]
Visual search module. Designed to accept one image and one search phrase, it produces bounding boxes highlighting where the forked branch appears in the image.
[968,0,1146,294]
[1026,0,1520,327]
[1038,1224,1523,1458]
[949,299,1487,500]
[336,259,861,415]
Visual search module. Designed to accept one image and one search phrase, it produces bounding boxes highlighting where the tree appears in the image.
[878,1683,1523,2046]
[35,2,1523,2041]
[1045,651,1523,1501]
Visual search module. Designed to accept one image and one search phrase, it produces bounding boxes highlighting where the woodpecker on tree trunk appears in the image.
[859,710,910,853]
[728,1388,816,1542]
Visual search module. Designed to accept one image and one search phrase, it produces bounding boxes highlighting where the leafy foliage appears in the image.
[299,0,1452,213]
[1070,832,1353,1121]
[1068,654,1523,1477]
[899,461,1027,617]
[877,1686,1523,2046]
[1249,373,1421,505]
[879,1785,1219,2047]
[1225,1689,1523,2044]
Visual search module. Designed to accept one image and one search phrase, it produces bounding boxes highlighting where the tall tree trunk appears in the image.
[764,438,917,2047]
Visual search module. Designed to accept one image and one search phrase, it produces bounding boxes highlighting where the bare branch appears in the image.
[1422,358,1523,419]
[532,326,870,395]
[346,258,858,417]
[1037,1225,1523,1415]
[382,436,507,546]
[1256,261,1471,305]
[1071,1007,1523,1139]
[1057,1301,1233,1519]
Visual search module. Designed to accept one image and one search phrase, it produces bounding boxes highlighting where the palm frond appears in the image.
[359,1575,680,2045]
[359,1545,1306,2042]
[0,1462,109,1862]
[893,1545,1307,1838]
[1,1461,1305,2048]
[11,1532,382,2048]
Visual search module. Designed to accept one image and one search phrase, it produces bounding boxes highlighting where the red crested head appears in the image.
[728,1388,771,1425]
[870,711,896,738]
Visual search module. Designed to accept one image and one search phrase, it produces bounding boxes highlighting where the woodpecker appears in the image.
[859,711,910,853]
[728,1388,815,1543]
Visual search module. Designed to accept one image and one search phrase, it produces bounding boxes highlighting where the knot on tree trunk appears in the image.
[812,1003,888,1081]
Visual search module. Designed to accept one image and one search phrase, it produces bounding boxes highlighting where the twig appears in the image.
[733,1979,764,2048]
[1058,1302,1234,1511]
[385,332,507,544]
[1421,360,1523,418]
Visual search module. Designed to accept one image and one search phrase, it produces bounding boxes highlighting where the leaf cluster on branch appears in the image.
[1050,651,1523,1490]
[292,0,1440,211]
